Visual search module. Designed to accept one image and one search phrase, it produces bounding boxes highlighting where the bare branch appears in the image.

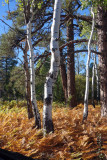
[74,49,101,55]
[60,39,96,50]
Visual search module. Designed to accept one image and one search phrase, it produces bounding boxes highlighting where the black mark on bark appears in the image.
[44,97,52,105]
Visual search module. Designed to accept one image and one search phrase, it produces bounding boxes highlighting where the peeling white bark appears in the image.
[83,7,95,121]
[23,40,33,119]
[26,1,41,128]
[92,54,95,108]
[43,0,61,135]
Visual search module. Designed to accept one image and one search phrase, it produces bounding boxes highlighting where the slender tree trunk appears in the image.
[67,8,76,108]
[94,56,100,102]
[83,7,95,121]
[43,0,61,135]
[27,20,41,128]
[22,0,41,128]
[97,6,107,117]
[60,49,67,103]
[23,40,34,119]
[5,58,8,84]
[77,53,80,75]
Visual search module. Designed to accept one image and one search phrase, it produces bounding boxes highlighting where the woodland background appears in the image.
[0,0,107,159]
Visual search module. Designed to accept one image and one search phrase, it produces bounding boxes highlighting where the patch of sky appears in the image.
[0,1,17,35]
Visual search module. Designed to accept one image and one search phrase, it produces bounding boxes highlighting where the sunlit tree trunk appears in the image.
[92,54,95,108]
[83,7,95,121]
[97,6,107,117]
[27,20,41,128]
[22,0,41,128]
[23,40,34,119]
[43,0,61,135]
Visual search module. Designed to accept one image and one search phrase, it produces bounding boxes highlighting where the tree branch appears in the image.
[34,39,100,63]
[60,39,96,50]
[74,49,101,55]
[0,19,25,36]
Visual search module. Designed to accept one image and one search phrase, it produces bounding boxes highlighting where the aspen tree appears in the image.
[26,0,41,128]
[92,54,95,108]
[14,0,42,128]
[43,0,61,135]
[83,6,95,121]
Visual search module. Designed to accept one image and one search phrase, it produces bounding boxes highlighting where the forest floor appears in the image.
[0,100,107,160]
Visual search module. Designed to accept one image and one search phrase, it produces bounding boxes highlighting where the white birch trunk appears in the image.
[26,1,41,128]
[43,0,61,135]
[83,7,95,121]
[92,54,95,108]
[27,21,41,129]
[23,40,34,119]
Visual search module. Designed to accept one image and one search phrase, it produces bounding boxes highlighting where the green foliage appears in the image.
[37,1,43,9]
[18,2,24,12]
[79,21,91,39]
[0,100,27,113]
[53,73,65,102]
[16,0,44,11]
[62,0,78,12]
[0,29,26,101]
[8,66,25,100]
[75,74,93,103]
[5,0,9,3]
[0,29,25,57]
[79,19,97,41]
[80,0,92,10]
[17,0,31,11]
[80,0,107,10]
[75,52,86,74]
[0,32,15,56]
[35,57,50,100]
[35,57,64,102]
[2,0,9,6]
[2,2,5,6]
[0,65,25,101]
[75,75,86,102]
[0,56,18,100]
[35,59,98,104]
[67,95,73,106]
